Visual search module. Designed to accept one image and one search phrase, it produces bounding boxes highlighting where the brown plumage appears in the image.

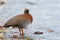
[3,8,33,38]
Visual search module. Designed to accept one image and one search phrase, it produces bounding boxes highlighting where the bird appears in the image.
[3,8,33,38]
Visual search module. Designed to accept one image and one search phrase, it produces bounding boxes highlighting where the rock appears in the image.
[0,27,6,33]
[13,32,19,39]
[0,2,5,5]
[13,35,18,39]
[47,29,55,32]
[26,2,37,5]
[34,31,43,34]
[0,0,6,5]
[0,33,5,40]
[0,26,3,30]
[0,36,4,39]
[26,38,33,40]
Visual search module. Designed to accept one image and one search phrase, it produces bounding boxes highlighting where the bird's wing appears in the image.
[4,14,30,26]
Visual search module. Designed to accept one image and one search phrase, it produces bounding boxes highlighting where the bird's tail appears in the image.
[3,25,11,28]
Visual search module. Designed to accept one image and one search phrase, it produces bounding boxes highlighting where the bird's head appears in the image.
[24,8,29,14]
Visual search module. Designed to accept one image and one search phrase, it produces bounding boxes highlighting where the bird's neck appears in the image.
[24,10,29,14]
[24,12,29,14]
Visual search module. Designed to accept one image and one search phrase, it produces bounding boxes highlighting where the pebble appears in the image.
[47,29,55,32]
[34,31,43,34]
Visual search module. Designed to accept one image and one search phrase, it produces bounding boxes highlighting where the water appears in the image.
[0,0,60,40]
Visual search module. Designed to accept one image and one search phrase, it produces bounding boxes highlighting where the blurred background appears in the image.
[0,0,60,40]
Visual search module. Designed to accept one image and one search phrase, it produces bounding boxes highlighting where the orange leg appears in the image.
[21,29,24,39]
[19,28,24,39]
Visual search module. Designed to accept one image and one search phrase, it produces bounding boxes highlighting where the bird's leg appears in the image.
[19,28,24,39]
[21,29,24,39]
[19,28,22,35]
[21,28,24,38]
